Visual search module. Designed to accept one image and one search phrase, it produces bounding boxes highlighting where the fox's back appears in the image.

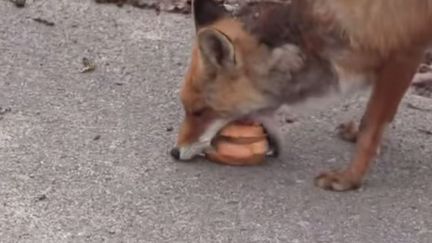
[317,0,432,55]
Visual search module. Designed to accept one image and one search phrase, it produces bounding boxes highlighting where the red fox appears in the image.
[171,0,432,191]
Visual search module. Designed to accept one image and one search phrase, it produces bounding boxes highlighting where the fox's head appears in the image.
[171,0,321,160]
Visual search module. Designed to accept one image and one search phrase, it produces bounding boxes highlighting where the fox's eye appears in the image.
[192,108,206,117]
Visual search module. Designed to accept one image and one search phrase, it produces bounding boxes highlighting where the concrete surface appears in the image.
[1,0,432,242]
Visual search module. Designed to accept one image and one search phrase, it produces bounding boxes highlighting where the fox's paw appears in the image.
[269,44,305,73]
[314,170,362,191]
[337,121,359,143]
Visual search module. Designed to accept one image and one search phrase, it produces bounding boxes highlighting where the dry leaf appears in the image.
[81,57,96,73]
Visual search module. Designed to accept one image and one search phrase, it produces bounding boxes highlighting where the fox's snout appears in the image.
[171,115,282,161]
[172,117,233,161]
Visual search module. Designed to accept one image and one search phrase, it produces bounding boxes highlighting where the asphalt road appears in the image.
[1,1,432,242]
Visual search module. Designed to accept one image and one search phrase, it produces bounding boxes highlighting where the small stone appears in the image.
[0,107,12,115]
[285,118,296,124]
[14,0,26,8]
[36,194,47,202]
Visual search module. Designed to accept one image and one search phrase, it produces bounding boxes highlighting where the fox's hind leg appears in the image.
[337,117,366,143]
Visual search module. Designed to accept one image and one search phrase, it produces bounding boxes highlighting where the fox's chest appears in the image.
[280,58,374,113]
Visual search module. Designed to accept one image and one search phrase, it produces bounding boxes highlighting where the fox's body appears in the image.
[172,0,432,191]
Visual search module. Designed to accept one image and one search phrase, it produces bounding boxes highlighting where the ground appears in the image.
[1,1,432,242]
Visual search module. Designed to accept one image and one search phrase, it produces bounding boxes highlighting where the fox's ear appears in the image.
[192,0,227,30]
[198,28,236,70]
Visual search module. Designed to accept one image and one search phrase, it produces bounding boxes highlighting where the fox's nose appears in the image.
[170,147,180,160]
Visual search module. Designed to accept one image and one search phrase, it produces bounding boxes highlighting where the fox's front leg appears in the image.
[315,52,422,191]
